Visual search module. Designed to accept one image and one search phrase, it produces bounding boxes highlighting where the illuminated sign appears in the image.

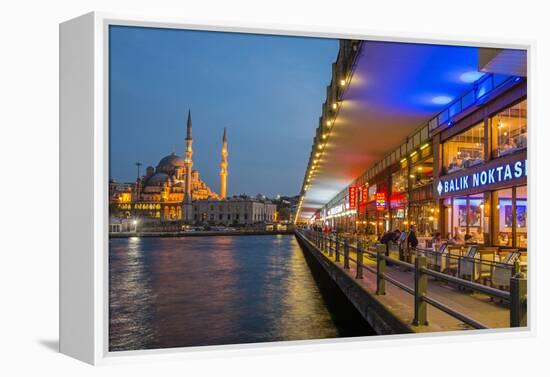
[348,186,357,209]
[376,192,386,211]
[328,204,346,216]
[437,158,527,196]
[390,192,407,208]
[368,184,377,201]
[361,185,369,204]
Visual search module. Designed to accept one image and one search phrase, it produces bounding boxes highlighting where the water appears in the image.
[109,234,374,351]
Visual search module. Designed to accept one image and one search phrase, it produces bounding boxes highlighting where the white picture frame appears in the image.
[59,11,534,365]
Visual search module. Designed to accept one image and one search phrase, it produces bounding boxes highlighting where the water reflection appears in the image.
[109,235,372,351]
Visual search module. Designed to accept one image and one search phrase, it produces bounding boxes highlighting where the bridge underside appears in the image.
[300,41,496,221]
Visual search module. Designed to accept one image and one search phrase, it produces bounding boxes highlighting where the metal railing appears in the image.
[300,230,527,330]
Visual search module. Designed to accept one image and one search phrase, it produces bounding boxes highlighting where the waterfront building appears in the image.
[110,110,228,223]
[295,40,527,252]
[193,196,277,226]
[432,88,527,249]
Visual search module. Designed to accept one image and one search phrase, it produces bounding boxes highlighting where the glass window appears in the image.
[443,122,485,174]
[467,193,485,244]
[392,170,408,193]
[409,202,438,238]
[410,157,433,189]
[492,99,527,157]
[445,194,486,244]
[497,186,527,248]
[495,188,513,247]
[516,186,527,248]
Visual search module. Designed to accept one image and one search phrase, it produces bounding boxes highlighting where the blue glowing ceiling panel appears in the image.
[301,41,497,217]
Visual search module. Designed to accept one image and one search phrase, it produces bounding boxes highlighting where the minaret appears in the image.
[182,110,194,223]
[219,128,228,199]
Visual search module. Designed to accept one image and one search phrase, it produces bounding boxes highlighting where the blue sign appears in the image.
[437,159,527,195]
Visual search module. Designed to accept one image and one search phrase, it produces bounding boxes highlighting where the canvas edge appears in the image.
[59,11,97,365]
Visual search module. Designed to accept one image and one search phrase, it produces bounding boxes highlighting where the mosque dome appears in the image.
[145,172,170,186]
[156,152,185,169]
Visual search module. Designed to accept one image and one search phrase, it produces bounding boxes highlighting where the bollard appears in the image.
[413,255,428,326]
[335,235,341,262]
[356,240,364,279]
[328,235,333,257]
[343,238,350,269]
[510,271,527,327]
[376,244,386,295]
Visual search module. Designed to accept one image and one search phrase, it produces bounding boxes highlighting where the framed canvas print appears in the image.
[60,12,532,365]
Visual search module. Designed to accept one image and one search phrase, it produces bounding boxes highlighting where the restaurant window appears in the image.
[516,186,527,248]
[444,193,486,244]
[390,195,407,231]
[495,186,527,248]
[409,203,438,238]
[391,170,408,193]
[410,157,433,189]
[443,122,485,174]
[492,99,527,158]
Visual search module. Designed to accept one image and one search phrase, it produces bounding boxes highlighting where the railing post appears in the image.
[510,271,527,327]
[356,240,364,279]
[413,255,428,326]
[343,238,350,269]
[335,235,340,262]
[376,244,386,295]
[328,235,333,257]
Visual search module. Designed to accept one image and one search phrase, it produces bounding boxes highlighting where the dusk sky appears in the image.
[109,25,339,197]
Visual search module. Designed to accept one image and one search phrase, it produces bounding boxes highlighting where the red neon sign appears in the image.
[376,192,386,211]
[361,185,369,204]
[348,186,357,209]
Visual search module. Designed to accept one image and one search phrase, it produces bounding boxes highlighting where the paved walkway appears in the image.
[301,234,511,333]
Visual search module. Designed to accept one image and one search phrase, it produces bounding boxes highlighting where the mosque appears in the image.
[110,110,228,222]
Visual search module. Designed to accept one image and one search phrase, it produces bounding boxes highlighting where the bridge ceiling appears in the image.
[300,41,491,220]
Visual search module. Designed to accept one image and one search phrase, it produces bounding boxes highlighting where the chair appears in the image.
[445,246,463,275]
[459,246,480,281]
[478,248,498,284]
[492,250,521,289]
[430,244,448,272]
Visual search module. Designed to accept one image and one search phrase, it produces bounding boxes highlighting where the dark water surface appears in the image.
[109,235,374,351]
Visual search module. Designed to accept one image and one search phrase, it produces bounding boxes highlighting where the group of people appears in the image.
[309,223,480,251]
[378,225,419,249]
[429,226,480,250]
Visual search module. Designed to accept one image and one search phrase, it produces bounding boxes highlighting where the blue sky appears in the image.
[109,25,339,197]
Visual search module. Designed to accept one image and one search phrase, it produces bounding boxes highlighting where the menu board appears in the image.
[398,231,409,243]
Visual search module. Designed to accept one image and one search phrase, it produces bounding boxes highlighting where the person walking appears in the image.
[408,225,419,250]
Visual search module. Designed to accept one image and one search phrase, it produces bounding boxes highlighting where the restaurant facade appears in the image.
[432,79,527,249]
[317,73,527,251]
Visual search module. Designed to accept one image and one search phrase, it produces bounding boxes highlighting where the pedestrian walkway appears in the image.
[298,231,512,333]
